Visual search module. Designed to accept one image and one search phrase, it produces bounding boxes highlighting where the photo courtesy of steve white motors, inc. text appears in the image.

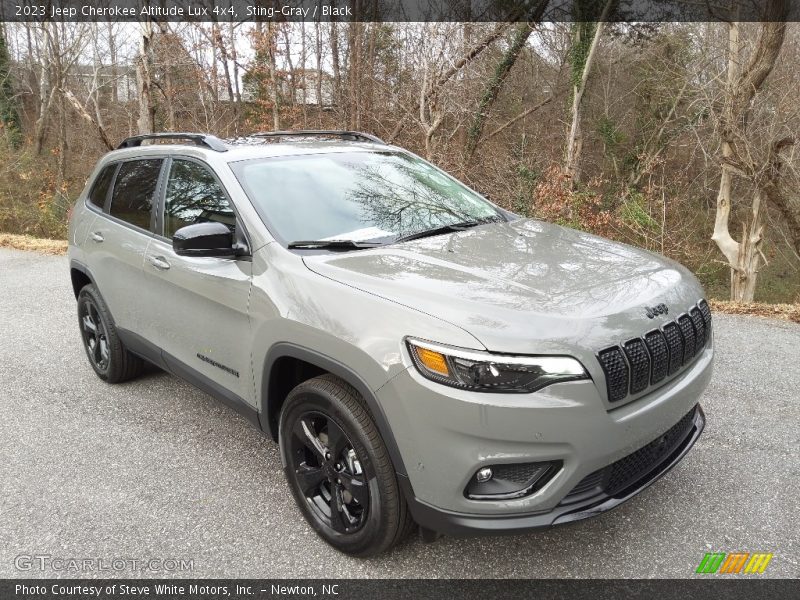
[14,583,340,597]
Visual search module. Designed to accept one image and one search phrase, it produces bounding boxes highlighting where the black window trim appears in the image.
[85,162,120,213]
[85,156,169,238]
[154,154,252,257]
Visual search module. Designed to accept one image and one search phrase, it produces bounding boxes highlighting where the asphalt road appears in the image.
[0,248,798,579]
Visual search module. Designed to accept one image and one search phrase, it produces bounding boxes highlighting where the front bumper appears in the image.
[376,344,713,531]
[402,405,704,536]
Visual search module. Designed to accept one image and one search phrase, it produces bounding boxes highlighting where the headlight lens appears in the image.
[407,338,588,393]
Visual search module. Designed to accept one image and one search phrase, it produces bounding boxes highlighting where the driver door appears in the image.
[139,157,254,407]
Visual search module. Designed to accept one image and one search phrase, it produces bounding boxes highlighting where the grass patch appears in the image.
[710,300,800,324]
[0,233,67,255]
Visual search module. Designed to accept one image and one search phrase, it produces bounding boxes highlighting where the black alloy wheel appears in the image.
[79,295,110,373]
[289,411,370,534]
[76,284,143,383]
[279,375,415,556]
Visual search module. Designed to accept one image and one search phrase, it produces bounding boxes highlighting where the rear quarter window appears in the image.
[87,164,116,210]
[108,159,164,231]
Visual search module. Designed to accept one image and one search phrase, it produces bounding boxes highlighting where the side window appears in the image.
[163,159,235,238]
[87,164,116,210]
[108,159,163,230]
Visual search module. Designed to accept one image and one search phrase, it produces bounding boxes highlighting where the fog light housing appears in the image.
[465,461,561,500]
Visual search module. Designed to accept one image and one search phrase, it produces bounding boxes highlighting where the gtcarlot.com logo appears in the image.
[696,552,774,574]
[14,554,194,573]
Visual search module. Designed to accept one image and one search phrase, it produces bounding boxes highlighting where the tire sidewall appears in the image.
[77,286,111,380]
[279,386,392,555]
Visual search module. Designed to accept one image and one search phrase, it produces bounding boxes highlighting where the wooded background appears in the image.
[1,2,799,302]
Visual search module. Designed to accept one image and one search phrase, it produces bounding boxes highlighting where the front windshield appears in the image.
[230,151,502,245]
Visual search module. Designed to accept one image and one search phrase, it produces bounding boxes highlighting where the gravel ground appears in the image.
[0,248,797,579]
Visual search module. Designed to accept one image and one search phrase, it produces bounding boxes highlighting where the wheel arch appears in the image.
[70,260,95,299]
[263,343,408,476]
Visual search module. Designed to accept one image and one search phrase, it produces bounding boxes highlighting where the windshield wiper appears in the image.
[287,239,383,250]
[393,217,503,244]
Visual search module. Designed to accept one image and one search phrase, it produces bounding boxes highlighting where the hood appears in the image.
[302,219,705,355]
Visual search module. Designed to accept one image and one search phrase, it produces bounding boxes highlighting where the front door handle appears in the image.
[147,255,171,271]
[89,232,104,243]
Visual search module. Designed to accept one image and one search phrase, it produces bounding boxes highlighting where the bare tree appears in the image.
[712,0,792,301]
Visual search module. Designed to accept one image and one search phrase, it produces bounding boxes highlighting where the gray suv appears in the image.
[68,131,713,556]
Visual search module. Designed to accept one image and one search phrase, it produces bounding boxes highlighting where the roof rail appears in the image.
[247,130,386,145]
[117,133,228,152]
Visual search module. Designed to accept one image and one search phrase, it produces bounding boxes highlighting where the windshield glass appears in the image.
[230,151,502,245]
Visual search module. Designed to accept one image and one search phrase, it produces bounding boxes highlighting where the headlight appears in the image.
[406,338,588,393]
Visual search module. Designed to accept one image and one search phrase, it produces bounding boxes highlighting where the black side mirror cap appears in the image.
[172,222,236,258]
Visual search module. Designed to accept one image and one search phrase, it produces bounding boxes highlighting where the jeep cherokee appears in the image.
[68,131,713,556]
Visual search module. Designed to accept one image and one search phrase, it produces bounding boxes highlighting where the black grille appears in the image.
[623,339,650,394]
[644,330,669,384]
[562,407,698,503]
[606,408,696,495]
[677,315,696,363]
[690,307,706,348]
[698,299,712,335]
[492,463,546,486]
[597,347,629,403]
[662,322,684,375]
[596,300,710,403]
[560,470,605,504]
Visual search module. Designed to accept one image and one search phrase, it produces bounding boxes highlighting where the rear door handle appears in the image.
[147,255,171,271]
[89,232,104,243]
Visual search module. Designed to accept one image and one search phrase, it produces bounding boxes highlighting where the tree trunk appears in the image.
[300,20,308,126]
[464,23,535,160]
[135,21,156,135]
[330,20,342,125]
[33,25,55,155]
[210,23,220,102]
[347,20,362,129]
[732,191,766,302]
[564,0,613,186]
[62,88,114,151]
[0,28,22,148]
[157,23,177,131]
[107,22,118,104]
[282,26,296,107]
[56,100,67,188]
[230,22,241,104]
[267,22,280,130]
[315,18,323,121]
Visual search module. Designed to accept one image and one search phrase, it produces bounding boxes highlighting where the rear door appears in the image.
[83,158,165,333]
[139,157,254,406]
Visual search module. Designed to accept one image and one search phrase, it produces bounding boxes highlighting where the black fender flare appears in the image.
[69,259,97,298]
[263,342,409,477]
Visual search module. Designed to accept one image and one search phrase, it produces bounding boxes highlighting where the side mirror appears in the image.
[172,222,236,258]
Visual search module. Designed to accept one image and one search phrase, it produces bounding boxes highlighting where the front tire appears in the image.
[279,374,415,556]
[77,284,143,383]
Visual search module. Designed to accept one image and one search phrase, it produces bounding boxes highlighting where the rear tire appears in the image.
[279,374,415,556]
[77,284,143,383]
